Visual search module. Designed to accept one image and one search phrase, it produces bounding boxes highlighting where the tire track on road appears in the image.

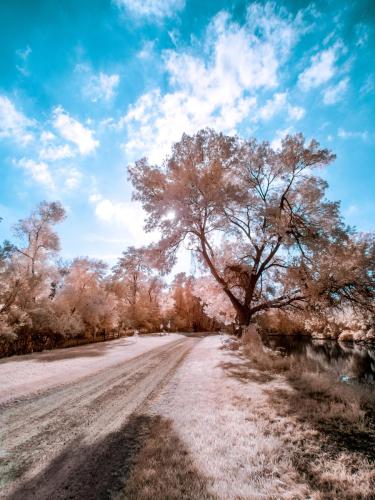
[0,336,200,499]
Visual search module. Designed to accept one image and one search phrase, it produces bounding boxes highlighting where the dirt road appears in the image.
[0,335,202,499]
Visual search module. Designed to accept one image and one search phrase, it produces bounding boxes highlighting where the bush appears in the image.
[256,310,306,336]
[305,309,375,342]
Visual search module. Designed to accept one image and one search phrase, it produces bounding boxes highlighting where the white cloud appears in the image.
[2,102,87,192]
[89,193,157,246]
[287,104,305,120]
[121,4,307,163]
[15,157,82,191]
[255,92,304,122]
[122,88,255,163]
[323,77,349,105]
[60,166,82,190]
[298,43,343,90]
[168,29,180,47]
[16,158,54,189]
[83,71,120,102]
[355,23,369,48]
[39,144,75,161]
[16,45,32,76]
[138,40,155,59]
[52,106,99,155]
[360,75,374,96]
[338,128,368,141]
[257,92,287,121]
[16,45,32,60]
[113,0,185,18]
[40,130,55,142]
[0,95,34,145]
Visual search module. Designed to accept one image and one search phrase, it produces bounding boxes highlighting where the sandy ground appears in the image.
[0,333,201,499]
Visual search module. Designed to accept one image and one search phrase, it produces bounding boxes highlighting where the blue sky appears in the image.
[0,0,374,270]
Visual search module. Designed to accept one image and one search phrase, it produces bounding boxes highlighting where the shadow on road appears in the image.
[8,414,213,500]
[1,334,212,364]
[33,339,138,363]
[0,339,139,364]
[175,331,218,338]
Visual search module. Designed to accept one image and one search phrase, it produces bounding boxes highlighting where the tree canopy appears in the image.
[129,129,374,326]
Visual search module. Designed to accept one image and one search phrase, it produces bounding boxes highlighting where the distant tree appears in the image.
[13,201,66,278]
[0,202,71,353]
[169,273,215,331]
[56,257,117,340]
[112,247,164,331]
[113,246,150,307]
[0,201,66,314]
[0,241,19,315]
[129,129,374,331]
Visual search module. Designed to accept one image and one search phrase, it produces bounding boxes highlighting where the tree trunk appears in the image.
[234,305,252,336]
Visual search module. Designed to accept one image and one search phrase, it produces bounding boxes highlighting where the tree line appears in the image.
[1,129,374,356]
[0,202,217,356]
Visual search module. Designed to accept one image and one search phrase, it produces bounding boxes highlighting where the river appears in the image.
[262,334,375,385]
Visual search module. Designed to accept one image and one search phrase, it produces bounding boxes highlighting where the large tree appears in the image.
[129,129,374,328]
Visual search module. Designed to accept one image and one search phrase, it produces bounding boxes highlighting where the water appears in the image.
[262,334,375,385]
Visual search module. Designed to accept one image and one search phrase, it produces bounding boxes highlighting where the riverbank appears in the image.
[262,331,375,346]
[114,335,375,499]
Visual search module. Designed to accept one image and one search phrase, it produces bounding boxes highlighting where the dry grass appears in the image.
[117,336,311,499]
[237,329,375,499]
[114,416,214,500]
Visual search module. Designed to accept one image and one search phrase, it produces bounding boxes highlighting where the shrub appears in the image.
[256,310,306,336]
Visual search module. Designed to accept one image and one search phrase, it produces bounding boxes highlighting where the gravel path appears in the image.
[0,334,202,499]
[0,334,185,405]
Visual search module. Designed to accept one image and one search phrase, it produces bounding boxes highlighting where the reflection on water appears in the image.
[262,334,375,385]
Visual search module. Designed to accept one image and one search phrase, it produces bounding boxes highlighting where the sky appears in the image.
[0,0,374,273]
